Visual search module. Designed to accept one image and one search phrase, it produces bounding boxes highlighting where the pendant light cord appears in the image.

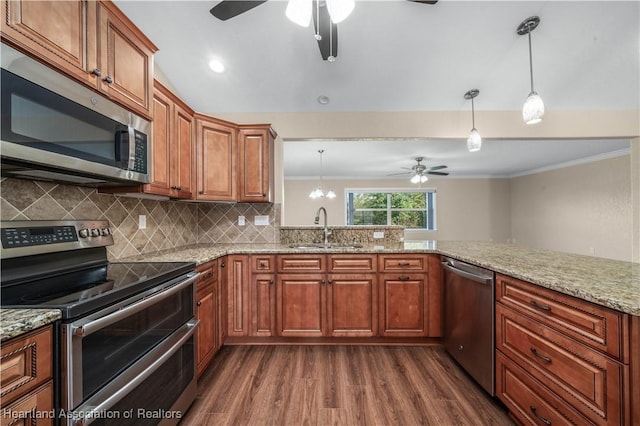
[528,31,535,93]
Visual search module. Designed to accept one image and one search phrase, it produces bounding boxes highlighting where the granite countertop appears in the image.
[0,309,61,342]
[120,240,640,316]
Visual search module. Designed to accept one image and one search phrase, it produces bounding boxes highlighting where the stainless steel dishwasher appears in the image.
[442,257,495,395]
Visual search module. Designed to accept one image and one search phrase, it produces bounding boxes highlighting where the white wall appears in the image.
[510,154,633,261]
[283,178,511,243]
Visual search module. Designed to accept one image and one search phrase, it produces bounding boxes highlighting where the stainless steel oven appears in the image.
[0,220,198,426]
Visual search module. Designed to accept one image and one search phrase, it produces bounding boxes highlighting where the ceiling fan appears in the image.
[388,157,449,183]
[209,0,438,61]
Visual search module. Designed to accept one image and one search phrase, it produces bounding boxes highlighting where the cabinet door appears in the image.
[251,273,276,336]
[379,273,428,337]
[96,1,155,119]
[237,126,274,202]
[171,101,194,198]
[195,116,237,201]
[218,258,228,344]
[327,274,377,337]
[145,85,172,195]
[1,0,94,85]
[277,274,325,337]
[196,288,215,377]
[226,255,249,336]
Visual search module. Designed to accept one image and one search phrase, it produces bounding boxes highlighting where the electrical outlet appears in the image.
[138,215,146,230]
[254,215,269,226]
[238,216,245,226]
[373,231,384,239]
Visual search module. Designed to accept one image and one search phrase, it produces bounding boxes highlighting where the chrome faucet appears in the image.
[314,207,332,245]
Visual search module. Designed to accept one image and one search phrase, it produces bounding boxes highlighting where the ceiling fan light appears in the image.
[286,0,311,27]
[326,0,354,23]
[523,92,545,125]
[410,174,421,184]
[467,128,482,152]
[420,175,428,183]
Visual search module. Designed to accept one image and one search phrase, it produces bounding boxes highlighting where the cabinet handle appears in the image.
[269,280,274,285]
[327,279,333,284]
[529,406,551,425]
[171,186,177,190]
[530,300,551,312]
[176,186,182,191]
[197,301,202,307]
[199,191,204,195]
[259,261,267,268]
[398,275,410,281]
[320,279,326,284]
[103,76,113,84]
[91,68,102,77]
[220,262,225,268]
[530,347,552,363]
[398,262,411,267]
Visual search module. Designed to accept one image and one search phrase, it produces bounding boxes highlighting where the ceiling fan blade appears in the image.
[387,172,413,176]
[407,0,439,4]
[210,0,268,21]
[427,171,449,176]
[312,0,338,61]
[427,165,448,171]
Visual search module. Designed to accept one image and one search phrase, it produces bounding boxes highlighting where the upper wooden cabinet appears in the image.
[237,125,276,203]
[195,116,276,203]
[1,0,157,119]
[195,115,237,202]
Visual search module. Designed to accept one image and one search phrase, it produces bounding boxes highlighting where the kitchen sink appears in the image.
[289,243,363,250]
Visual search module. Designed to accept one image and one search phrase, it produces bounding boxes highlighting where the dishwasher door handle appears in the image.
[441,261,493,284]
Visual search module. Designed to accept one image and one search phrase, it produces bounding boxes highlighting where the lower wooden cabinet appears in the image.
[1,325,54,426]
[226,255,250,337]
[495,274,631,426]
[196,260,220,377]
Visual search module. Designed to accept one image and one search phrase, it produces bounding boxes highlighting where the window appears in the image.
[346,190,436,230]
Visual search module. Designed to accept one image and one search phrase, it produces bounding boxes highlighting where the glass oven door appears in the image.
[62,274,197,410]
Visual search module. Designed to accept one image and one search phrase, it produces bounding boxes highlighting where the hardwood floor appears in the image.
[181,345,513,426]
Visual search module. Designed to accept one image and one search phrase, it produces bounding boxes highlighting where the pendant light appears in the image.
[326,0,355,24]
[309,149,336,199]
[464,89,482,152]
[517,16,545,125]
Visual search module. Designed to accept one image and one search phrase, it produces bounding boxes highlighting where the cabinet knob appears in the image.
[269,280,274,285]
[199,191,204,195]
[103,76,113,84]
[91,68,101,77]
[196,301,202,307]
[171,186,177,190]
[177,186,182,191]
[220,262,225,268]
[327,279,333,284]
[320,279,326,284]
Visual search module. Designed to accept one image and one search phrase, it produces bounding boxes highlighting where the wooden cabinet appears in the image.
[495,274,631,426]
[378,254,431,337]
[237,125,276,203]
[195,260,218,377]
[226,255,249,336]
[250,255,276,336]
[1,325,53,425]
[276,254,378,337]
[194,116,276,203]
[194,115,237,202]
[1,0,157,119]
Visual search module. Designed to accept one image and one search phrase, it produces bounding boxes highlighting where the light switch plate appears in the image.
[254,215,269,226]
[238,216,245,226]
[138,215,146,230]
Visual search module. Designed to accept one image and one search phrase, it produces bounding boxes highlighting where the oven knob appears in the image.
[90,228,100,237]
[100,228,111,236]
[78,228,90,238]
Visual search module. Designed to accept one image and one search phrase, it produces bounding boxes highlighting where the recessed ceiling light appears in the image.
[208,59,225,73]
[317,95,330,105]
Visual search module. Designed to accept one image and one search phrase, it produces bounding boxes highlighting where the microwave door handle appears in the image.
[127,125,136,170]
[72,273,199,337]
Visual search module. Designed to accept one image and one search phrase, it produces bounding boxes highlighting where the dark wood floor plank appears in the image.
[181,345,513,426]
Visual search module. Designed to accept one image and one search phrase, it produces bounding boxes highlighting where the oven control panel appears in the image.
[0,220,114,258]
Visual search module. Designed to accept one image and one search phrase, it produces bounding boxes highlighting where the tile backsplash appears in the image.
[0,178,280,259]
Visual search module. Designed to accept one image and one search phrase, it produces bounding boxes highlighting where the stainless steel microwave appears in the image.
[0,43,150,186]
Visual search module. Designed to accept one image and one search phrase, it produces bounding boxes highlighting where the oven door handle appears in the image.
[73,319,198,426]
[72,272,199,337]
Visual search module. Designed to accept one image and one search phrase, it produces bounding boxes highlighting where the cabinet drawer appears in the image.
[277,255,325,273]
[196,261,217,285]
[496,351,594,426]
[496,304,625,426]
[328,255,377,273]
[378,255,427,272]
[496,274,627,361]
[1,326,53,406]
[1,381,53,426]
[252,255,275,273]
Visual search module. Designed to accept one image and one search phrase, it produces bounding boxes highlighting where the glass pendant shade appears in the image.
[522,91,545,124]
[326,0,355,23]
[286,0,311,27]
[467,128,482,152]
[326,189,336,199]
